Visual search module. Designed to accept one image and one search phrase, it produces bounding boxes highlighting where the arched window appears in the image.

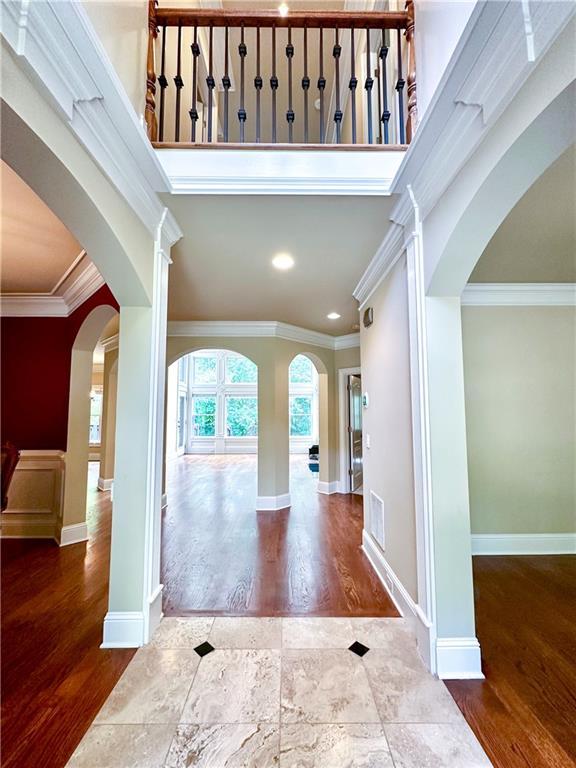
[289,355,318,446]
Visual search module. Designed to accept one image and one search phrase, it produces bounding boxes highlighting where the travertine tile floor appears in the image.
[67,617,492,767]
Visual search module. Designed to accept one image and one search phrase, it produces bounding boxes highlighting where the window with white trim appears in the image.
[289,355,319,445]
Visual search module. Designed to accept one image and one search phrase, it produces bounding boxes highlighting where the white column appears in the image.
[102,213,172,648]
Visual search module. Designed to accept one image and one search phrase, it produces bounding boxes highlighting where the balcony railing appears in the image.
[146,2,417,148]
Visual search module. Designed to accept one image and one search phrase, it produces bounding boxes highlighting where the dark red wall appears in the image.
[1,285,118,451]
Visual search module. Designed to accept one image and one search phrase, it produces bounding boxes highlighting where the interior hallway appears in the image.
[162,454,396,617]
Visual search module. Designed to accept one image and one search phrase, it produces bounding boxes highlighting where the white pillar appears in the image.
[102,214,172,648]
[256,354,290,510]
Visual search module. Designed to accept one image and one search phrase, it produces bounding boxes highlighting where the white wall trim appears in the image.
[168,320,360,351]
[462,283,576,306]
[155,147,404,196]
[472,533,576,555]
[353,224,405,309]
[101,611,145,648]
[59,522,89,547]
[98,477,113,491]
[318,480,340,495]
[256,493,292,511]
[101,333,119,352]
[0,262,105,317]
[436,637,484,680]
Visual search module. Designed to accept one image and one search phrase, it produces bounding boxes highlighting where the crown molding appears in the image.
[167,320,360,351]
[353,223,405,308]
[1,0,182,246]
[0,262,105,317]
[461,283,576,306]
[389,1,575,228]
[101,333,120,352]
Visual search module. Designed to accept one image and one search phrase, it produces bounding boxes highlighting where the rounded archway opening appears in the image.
[288,353,325,495]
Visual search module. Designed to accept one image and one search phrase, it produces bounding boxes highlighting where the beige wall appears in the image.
[83,1,148,118]
[462,306,576,534]
[360,255,418,600]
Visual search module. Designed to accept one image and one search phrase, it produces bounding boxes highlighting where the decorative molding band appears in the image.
[472,533,576,555]
[11,449,65,470]
[101,611,145,648]
[0,262,104,317]
[462,283,576,306]
[353,224,405,308]
[98,477,113,491]
[362,530,419,622]
[256,493,292,511]
[436,637,484,680]
[59,522,89,547]
[318,480,340,495]
[155,147,404,196]
[101,333,119,352]
[167,320,360,351]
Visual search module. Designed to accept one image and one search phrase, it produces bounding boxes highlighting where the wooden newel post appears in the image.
[405,0,417,143]
[145,0,158,142]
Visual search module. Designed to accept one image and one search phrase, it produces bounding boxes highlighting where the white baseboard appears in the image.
[256,493,291,511]
[472,532,576,555]
[161,493,168,509]
[98,477,113,491]
[101,611,145,648]
[59,522,89,547]
[436,637,484,680]
[318,480,340,495]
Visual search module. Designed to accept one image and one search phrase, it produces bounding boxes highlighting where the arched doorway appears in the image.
[60,305,118,544]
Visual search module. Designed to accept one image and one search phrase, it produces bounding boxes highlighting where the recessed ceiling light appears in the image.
[272,253,294,270]
[278,2,289,17]
[327,312,341,320]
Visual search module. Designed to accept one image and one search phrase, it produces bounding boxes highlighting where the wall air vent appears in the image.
[369,491,385,550]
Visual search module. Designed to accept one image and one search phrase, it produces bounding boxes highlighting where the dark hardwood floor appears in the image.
[3,457,575,767]
[447,555,576,768]
[1,465,135,768]
[161,454,397,616]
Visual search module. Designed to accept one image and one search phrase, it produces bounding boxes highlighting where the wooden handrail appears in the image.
[156,8,409,30]
[145,0,158,141]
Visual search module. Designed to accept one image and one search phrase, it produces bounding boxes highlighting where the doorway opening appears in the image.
[348,373,364,494]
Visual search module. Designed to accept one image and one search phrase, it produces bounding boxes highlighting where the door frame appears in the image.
[338,366,361,493]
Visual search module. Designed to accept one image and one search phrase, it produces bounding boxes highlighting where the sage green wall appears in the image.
[462,306,576,534]
[359,256,418,601]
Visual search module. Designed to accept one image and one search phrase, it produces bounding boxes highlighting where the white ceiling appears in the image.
[470,144,576,283]
[1,160,85,294]
[166,194,395,334]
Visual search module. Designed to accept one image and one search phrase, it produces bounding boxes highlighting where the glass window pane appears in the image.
[290,395,312,436]
[225,355,257,383]
[192,356,217,384]
[226,396,258,437]
[289,355,313,383]
[191,396,216,436]
[89,391,103,444]
[178,356,188,384]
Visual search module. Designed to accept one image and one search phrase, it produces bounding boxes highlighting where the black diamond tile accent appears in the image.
[194,641,215,658]
[348,641,370,657]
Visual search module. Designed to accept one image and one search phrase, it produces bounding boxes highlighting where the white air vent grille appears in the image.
[369,491,385,550]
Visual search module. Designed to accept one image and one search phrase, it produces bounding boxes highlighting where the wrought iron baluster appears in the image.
[333,28,342,144]
[222,26,230,142]
[349,27,357,145]
[158,26,167,141]
[318,27,325,144]
[238,25,247,142]
[255,27,262,142]
[189,26,200,142]
[365,27,373,145]
[380,30,390,145]
[396,28,405,144]
[376,34,382,143]
[302,27,310,144]
[174,24,184,142]
[206,25,215,142]
[286,27,295,142]
[271,26,278,143]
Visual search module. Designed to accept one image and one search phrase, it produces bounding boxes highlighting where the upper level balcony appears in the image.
[146,1,417,195]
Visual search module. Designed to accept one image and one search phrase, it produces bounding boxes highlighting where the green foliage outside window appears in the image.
[226,397,258,436]
[192,396,216,436]
[193,356,217,384]
[290,395,312,436]
[226,355,257,383]
[289,355,313,384]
